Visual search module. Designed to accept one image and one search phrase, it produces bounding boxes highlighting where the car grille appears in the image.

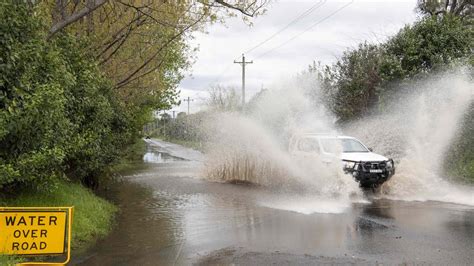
[363,162,386,170]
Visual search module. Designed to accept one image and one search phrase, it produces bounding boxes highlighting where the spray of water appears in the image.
[202,75,363,213]
[343,68,474,206]
[201,67,473,211]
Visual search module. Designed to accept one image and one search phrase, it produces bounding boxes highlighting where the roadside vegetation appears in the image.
[1,181,117,250]
[146,111,207,152]
[0,181,116,265]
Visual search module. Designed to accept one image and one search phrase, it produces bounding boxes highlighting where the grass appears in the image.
[0,255,19,265]
[0,180,117,262]
[164,138,205,151]
[151,134,205,152]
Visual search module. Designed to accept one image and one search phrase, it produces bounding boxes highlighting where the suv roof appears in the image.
[295,133,355,140]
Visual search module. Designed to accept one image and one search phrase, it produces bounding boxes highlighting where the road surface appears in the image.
[74,140,474,265]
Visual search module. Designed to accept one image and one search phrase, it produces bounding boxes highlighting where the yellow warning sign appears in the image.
[0,207,73,264]
[0,211,67,255]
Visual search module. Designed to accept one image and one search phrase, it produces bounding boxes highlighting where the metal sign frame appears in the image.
[0,207,73,265]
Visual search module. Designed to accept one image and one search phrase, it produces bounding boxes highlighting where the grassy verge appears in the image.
[165,138,205,152]
[0,180,117,263]
[0,256,19,265]
[0,139,150,264]
[151,134,205,152]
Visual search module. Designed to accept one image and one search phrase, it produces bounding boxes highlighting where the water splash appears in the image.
[202,76,363,213]
[344,68,474,206]
[202,68,473,210]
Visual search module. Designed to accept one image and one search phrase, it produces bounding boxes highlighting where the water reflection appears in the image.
[143,150,186,163]
[74,178,186,265]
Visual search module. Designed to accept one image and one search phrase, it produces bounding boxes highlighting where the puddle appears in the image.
[143,150,187,163]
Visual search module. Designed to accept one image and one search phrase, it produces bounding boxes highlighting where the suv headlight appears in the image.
[343,161,356,169]
[386,160,393,169]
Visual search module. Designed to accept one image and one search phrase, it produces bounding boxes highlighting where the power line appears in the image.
[254,0,354,60]
[207,0,353,90]
[208,0,328,86]
[244,0,327,55]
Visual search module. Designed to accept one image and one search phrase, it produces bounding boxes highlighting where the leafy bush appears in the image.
[0,2,69,190]
[0,2,136,191]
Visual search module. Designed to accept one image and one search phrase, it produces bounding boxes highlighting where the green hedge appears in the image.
[0,2,136,191]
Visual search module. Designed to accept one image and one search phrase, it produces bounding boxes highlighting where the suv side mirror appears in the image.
[368,148,373,152]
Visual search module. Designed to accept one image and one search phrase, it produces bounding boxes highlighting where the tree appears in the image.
[385,15,472,76]
[417,0,473,18]
[47,0,270,39]
[206,85,241,111]
[160,112,172,122]
[177,112,187,119]
[312,15,473,121]
[41,0,270,129]
[328,43,386,120]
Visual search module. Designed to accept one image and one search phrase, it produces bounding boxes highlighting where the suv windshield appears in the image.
[320,138,368,153]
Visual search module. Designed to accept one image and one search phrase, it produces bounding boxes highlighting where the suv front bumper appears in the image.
[343,160,395,188]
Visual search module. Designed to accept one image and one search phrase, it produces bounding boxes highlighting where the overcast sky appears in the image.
[173,0,418,114]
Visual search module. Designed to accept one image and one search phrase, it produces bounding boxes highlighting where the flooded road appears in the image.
[74,140,474,265]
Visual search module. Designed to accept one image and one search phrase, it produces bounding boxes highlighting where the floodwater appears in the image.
[73,140,474,265]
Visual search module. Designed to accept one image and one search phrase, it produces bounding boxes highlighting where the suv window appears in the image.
[298,138,320,153]
[320,138,368,153]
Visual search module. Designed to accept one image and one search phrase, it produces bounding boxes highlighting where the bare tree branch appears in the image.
[198,0,267,17]
[214,0,256,16]
[48,0,108,39]
[117,1,178,28]
[98,17,147,65]
[97,15,147,60]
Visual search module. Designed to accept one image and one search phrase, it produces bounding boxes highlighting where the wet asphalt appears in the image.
[74,140,474,265]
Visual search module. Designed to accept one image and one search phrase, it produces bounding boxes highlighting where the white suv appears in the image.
[289,134,395,188]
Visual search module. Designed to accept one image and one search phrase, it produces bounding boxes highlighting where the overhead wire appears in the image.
[253,0,355,60]
[208,0,329,86]
[244,0,327,55]
[182,1,354,111]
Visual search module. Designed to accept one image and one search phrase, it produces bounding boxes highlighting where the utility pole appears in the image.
[172,110,176,119]
[183,96,194,115]
[234,54,253,111]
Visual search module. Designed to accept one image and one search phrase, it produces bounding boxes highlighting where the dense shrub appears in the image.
[0,2,135,191]
[0,3,69,190]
